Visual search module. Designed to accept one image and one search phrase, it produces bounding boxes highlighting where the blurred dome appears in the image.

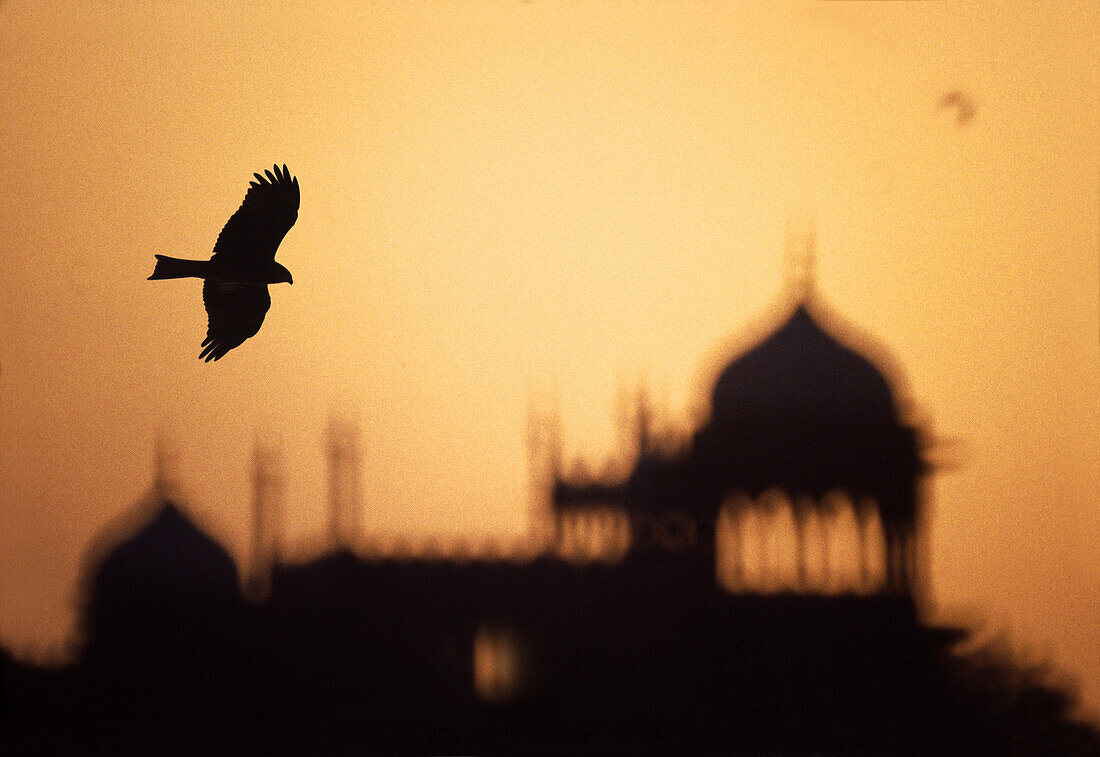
[710,304,901,430]
[87,500,239,607]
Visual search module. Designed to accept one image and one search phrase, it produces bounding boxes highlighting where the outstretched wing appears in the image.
[211,164,300,265]
[200,281,271,361]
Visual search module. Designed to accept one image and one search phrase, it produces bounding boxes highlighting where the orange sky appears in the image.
[1,0,1097,717]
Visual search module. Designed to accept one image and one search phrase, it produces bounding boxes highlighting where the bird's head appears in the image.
[269,261,293,285]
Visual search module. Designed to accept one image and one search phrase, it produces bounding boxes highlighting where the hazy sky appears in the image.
[1,0,1097,716]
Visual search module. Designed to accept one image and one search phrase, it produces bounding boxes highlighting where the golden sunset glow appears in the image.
[1,0,1097,719]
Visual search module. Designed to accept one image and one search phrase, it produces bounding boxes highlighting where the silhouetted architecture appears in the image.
[4,247,1098,754]
[244,439,284,601]
[325,414,362,550]
[553,236,928,601]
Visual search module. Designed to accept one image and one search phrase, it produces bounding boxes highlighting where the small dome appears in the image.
[89,500,239,604]
[709,305,900,429]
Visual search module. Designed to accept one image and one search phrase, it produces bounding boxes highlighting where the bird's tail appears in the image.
[148,255,210,280]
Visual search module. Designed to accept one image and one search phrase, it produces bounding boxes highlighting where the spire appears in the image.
[326,413,363,550]
[246,434,284,601]
[526,384,562,485]
[152,430,178,502]
[634,380,653,458]
[525,388,562,546]
[783,216,817,303]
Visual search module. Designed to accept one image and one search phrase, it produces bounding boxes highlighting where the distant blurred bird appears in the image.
[149,164,300,361]
[939,89,976,126]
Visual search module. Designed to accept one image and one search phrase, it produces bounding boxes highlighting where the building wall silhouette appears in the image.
[3,276,1098,754]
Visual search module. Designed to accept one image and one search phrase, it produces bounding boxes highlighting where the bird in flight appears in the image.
[939,89,976,126]
[149,164,300,361]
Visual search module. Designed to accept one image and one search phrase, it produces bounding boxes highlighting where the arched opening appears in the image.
[715,492,749,591]
[556,506,632,563]
[857,496,887,593]
[735,503,767,591]
[473,623,530,704]
[794,499,827,592]
[715,488,897,597]
[717,489,805,594]
[821,490,861,594]
[757,489,799,593]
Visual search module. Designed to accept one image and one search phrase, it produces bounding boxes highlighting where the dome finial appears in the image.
[783,216,817,302]
[152,429,178,501]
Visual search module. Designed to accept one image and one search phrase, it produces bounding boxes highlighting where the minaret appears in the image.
[245,436,284,601]
[325,414,362,550]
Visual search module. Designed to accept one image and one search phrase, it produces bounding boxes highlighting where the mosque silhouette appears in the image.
[3,245,1098,754]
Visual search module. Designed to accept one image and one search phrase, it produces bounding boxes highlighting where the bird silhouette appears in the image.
[149,164,300,361]
[938,89,975,126]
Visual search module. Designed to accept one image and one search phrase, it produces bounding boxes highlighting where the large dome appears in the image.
[709,304,901,430]
[692,297,923,503]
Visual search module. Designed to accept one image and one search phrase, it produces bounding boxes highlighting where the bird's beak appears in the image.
[288,275,294,285]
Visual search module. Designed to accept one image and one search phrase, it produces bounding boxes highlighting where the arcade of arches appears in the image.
[715,489,895,595]
[550,488,914,598]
